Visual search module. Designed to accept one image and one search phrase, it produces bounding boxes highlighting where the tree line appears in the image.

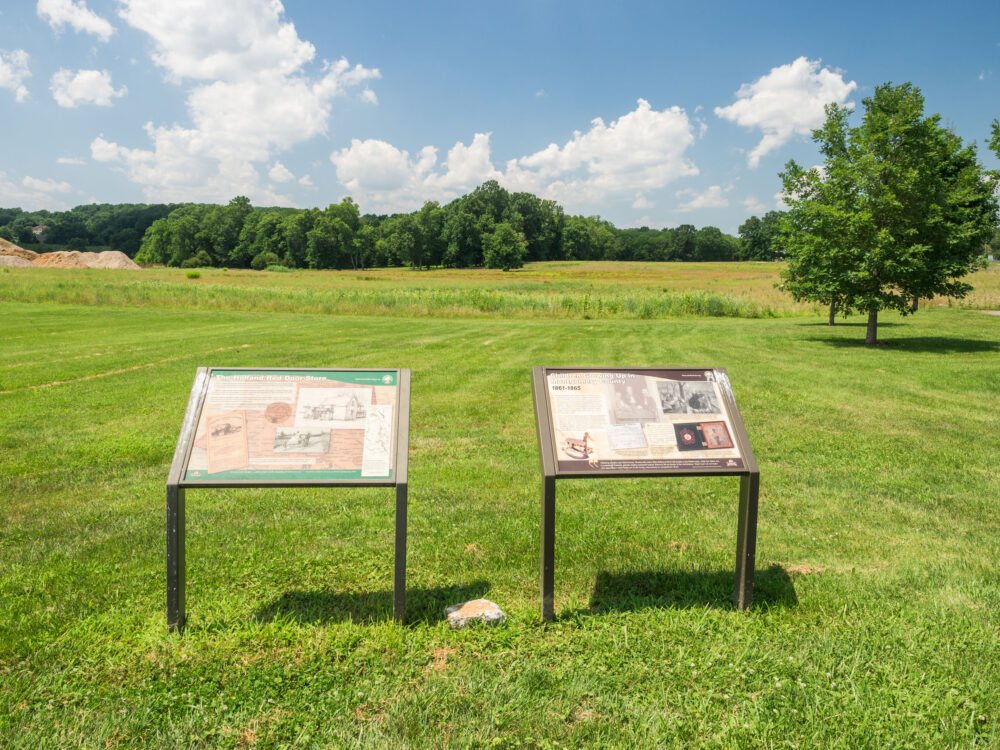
[132,182,780,271]
[0,203,180,255]
[1,182,786,270]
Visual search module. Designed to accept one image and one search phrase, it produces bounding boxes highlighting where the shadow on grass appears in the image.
[584,564,797,613]
[254,581,490,626]
[798,321,903,328]
[806,335,999,353]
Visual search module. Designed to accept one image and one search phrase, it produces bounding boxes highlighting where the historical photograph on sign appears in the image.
[274,428,331,453]
[657,380,720,414]
[611,381,660,423]
[295,387,372,429]
[207,411,248,475]
[545,369,744,473]
[183,370,399,482]
[700,421,734,448]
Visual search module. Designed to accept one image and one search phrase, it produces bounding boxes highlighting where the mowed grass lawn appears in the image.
[2,266,1000,747]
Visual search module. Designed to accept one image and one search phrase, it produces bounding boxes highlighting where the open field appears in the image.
[2,266,1000,747]
[3,260,1000,320]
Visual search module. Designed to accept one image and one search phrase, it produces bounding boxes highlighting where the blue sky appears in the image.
[1,0,997,233]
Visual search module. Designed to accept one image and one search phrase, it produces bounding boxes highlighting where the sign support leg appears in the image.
[733,472,759,610]
[540,475,556,622]
[166,484,186,632]
[393,483,407,623]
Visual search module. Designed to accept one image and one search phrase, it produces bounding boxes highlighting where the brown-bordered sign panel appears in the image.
[178,368,403,486]
[535,367,755,477]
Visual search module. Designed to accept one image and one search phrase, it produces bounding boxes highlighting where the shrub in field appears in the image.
[180,250,212,268]
[185,270,200,279]
[251,251,281,270]
[265,264,293,273]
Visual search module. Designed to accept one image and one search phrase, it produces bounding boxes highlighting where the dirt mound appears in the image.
[87,251,140,270]
[32,251,91,269]
[0,254,35,267]
[0,238,38,261]
[32,250,140,270]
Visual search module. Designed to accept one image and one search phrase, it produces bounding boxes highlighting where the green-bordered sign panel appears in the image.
[538,367,753,476]
[181,369,400,483]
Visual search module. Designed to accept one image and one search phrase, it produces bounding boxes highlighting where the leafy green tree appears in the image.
[135,217,172,264]
[351,223,379,270]
[693,226,738,261]
[669,224,697,260]
[561,216,593,260]
[483,221,527,270]
[778,83,999,344]
[416,201,446,267]
[738,211,785,261]
[215,196,253,264]
[441,207,483,267]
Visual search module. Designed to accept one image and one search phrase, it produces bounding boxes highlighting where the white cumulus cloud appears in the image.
[330,99,699,214]
[504,99,698,204]
[268,161,295,183]
[715,57,856,168]
[37,0,114,42]
[0,49,31,102]
[742,195,767,213]
[50,69,126,107]
[23,175,72,192]
[57,156,86,165]
[675,185,727,213]
[0,172,71,210]
[93,0,379,204]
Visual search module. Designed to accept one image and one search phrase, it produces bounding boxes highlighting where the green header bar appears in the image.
[210,369,397,386]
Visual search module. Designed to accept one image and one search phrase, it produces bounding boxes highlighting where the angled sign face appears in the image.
[530,366,760,620]
[535,367,754,477]
[166,367,411,632]
[179,368,402,486]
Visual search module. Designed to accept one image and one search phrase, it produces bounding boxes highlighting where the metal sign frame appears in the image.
[531,366,759,621]
[166,367,411,632]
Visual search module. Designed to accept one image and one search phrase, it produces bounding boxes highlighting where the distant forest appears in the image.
[0,180,787,270]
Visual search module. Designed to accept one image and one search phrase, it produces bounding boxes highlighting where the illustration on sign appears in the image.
[183,369,397,481]
[545,368,745,472]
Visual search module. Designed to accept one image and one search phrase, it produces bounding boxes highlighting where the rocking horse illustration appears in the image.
[563,431,594,458]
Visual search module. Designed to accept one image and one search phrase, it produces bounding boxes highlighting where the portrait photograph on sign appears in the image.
[183,369,399,482]
[543,368,746,473]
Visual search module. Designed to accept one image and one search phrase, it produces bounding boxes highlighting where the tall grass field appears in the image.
[2,262,1000,747]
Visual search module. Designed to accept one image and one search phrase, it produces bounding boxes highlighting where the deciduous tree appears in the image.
[778,83,999,344]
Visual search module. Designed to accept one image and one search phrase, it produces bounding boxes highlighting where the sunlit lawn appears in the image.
[1,265,1000,747]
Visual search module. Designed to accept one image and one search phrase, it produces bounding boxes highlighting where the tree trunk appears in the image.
[828,301,836,326]
[910,296,919,313]
[865,309,878,345]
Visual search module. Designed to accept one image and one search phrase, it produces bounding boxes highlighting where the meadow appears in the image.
[1,262,1000,748]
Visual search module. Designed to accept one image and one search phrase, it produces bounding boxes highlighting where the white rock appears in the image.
[445,598,506,629]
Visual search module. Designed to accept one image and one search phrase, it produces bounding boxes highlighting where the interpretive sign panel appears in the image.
[531,366,759,620]
[538,367,750,476]
[180,368,401,484]
[167,367,411,632]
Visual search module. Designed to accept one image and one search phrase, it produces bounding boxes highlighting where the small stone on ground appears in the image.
[445,599,506,629]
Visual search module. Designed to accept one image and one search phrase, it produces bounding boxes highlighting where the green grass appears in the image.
[2,268,1000,747]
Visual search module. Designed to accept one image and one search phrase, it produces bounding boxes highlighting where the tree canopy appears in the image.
[777,83,999,344]
[2,181,753,271]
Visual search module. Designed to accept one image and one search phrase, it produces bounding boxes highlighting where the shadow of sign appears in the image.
[586,564,797,613]
[254,581,490,625]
